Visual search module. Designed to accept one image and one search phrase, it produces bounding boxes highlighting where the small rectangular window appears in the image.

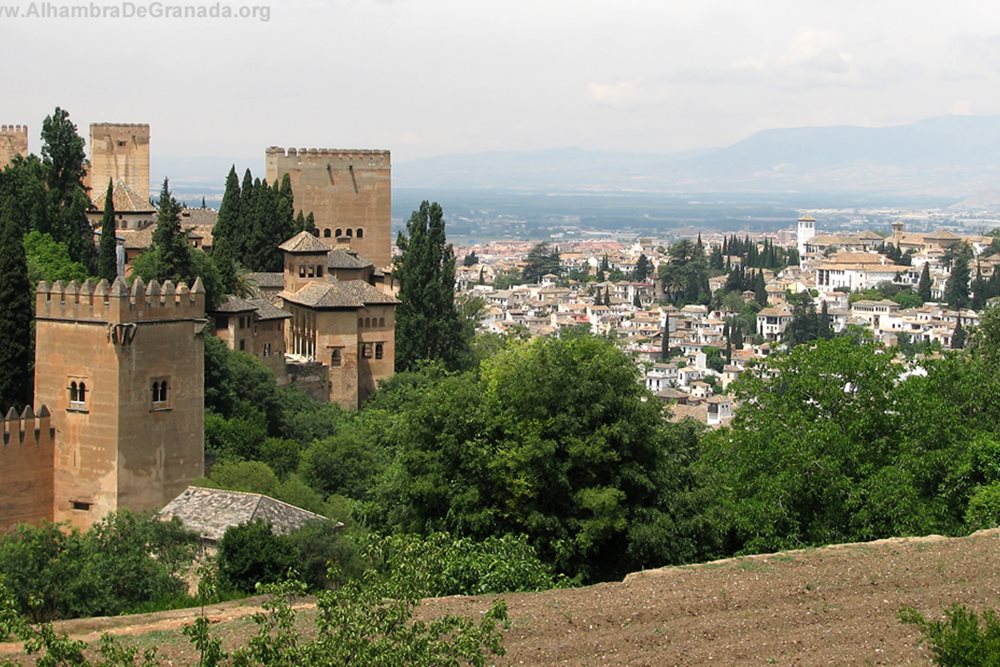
[71,501,91,511]
[239,339,246,351]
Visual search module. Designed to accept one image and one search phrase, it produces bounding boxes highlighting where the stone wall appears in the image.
[0,407,55,532]
[265,147,392,269]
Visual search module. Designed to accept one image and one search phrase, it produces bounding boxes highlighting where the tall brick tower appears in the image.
[34,277,206,531]
[0,124,28,170]
[89,123,151,203]
[265,147,392,269]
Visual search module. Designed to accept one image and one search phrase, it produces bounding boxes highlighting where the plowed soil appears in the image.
[3,529,999,665]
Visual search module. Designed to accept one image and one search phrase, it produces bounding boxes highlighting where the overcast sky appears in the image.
[3,0,1000,164]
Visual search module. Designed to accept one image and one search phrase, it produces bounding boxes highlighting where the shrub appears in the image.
[900,604,1000,666]
[217,520,297,593]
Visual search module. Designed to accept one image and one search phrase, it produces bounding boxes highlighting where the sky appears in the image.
[3,0,1000,165]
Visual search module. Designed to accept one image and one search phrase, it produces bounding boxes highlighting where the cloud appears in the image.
[661,29,892,90]
[586,80,642,108]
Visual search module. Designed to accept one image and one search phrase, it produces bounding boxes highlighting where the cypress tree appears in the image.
[819,300,832,339]
[661,313,670,360]
[152,177,192,282]
[952,317,966,349]
[917,262,932,302]
[945,254,971,309]
[394,201,466,372]
[212,166,242,294]
[0,212,33,409]
[97,179,117,282]
[754,270,768,306]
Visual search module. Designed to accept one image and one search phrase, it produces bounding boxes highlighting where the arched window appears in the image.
[323,228,332,238]
[335,228,343,238]
[358,317,364,328]
[78,382,87,403]
[356,228,364,239]
[346,228,353,238]
[378,317,385,327]
[69,381,79,403]
[364,317,371,328]
[375,343,384,360]
[152,380,168,403]
[331,349,342,367]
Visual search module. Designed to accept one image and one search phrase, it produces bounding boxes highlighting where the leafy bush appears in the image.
[900,604,1000,666]
[365,532,562,597]
[216,520,297,594]
[0,512,197,621]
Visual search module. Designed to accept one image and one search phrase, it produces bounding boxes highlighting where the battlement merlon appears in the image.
[91,123,150,130]
[0,125,27,134]
[1,405,54,449]
[265,146,390,161]
[35,277,206,322]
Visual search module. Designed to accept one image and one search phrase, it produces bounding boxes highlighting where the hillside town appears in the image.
[450,216,999,428]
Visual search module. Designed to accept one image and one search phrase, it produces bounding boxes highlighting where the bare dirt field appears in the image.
[3,529,999,665]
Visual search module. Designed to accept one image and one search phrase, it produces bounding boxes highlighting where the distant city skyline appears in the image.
[3,0,1000,164]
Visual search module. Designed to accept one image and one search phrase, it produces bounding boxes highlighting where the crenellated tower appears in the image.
[88,123,151,203]
[0,124,29,170]
[34,277,206,530]
[265,147,392,269]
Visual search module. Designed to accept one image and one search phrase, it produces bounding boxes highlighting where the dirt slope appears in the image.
[4,529,1000,665]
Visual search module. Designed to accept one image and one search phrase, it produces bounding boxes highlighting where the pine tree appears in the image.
[0,212,33,409]
[97,179,117,282]
[394,201,467,372]
[152,177,192,282]
[917,262,932,302]
[40,107,94,270]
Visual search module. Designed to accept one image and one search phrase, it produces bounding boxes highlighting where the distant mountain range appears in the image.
[394,116,1000,201]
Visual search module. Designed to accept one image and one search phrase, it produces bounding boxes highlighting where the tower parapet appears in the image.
[265,145,392,268]
[35,277,205,323]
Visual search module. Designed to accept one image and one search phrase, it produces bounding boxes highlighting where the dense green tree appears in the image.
[918,262,933,302]
[23,230,89,287]
[818,300,833,339]
[522,242,561,283]
[40,107,94,270]
[394,201,467,371]
[699,337,909,554]
[96,180,117,282]
[373,335,707,581]
[217,520,298,593]
[0,212,33,409]
[945,244,972,309]
[753,269,768,306]
[632,253,653,281]
[952,317,966,350]
[0,155,50,235]
[783,291,819,347]
[211,166,243,293]
[151,178,192,281]
[462,251,479,267]
[659,239,710,306]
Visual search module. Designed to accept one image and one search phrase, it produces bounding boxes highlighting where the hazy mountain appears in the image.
[395,116,1000,197]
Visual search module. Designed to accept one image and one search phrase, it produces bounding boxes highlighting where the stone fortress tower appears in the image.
[0,124,29,170]
[33,277,206,531]
[88,123,151,202]
[265,147,392,269]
